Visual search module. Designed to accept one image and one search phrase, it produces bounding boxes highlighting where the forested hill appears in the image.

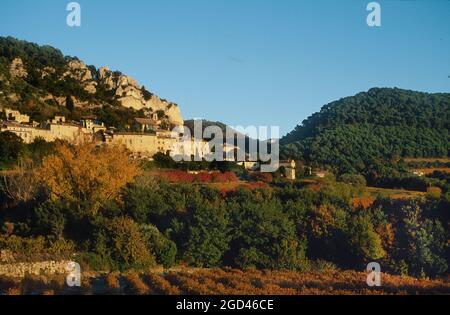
[281,88,450,174]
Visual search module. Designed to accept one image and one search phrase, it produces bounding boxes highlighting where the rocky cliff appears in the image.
[0,36,183,127]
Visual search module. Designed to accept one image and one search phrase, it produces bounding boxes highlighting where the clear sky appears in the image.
[0,0,449,136]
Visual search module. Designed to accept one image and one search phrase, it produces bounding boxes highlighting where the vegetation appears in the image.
[1,268,449,295]
[0,132,25,169]
[0,36,152,128]
[281,88,450,177]
[0,140,448,281]
[1,37,449,295]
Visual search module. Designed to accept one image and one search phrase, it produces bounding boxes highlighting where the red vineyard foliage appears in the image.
[156,171,239,184]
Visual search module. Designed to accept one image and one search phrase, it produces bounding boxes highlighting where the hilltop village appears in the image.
[0,107,297,179]
[0,107,210,160]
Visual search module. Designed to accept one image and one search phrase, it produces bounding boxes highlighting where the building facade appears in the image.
[0,109,211,160]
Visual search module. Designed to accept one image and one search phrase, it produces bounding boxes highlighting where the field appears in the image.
[411,168,450,175]
[366,187,426,199]
[1,268,449,295]
[403,158,450,163]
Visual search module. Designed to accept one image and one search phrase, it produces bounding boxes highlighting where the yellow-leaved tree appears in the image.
[35,142,141,215]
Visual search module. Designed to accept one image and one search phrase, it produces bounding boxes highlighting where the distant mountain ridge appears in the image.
[184,119,259,154]
[281,88,450,174]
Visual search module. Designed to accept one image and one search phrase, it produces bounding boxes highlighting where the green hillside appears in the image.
[281,88,450,174]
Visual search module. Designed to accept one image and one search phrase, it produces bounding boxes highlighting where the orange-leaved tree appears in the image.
[35,142,141,215]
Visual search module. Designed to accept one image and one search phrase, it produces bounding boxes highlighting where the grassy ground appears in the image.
[366,187,426,199]
[411,168,450,175]
[1,268,448,295]
[403,158,450,163]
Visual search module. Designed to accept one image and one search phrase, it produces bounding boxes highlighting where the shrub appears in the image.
[140,224,177,268]
[144,273,181,295]
[228,197,307,270]
[340,174,367,194]
[157,170,239,184]
[124,272,150,295]
[34,200,67,239]
[0,131,25,168]
[184,203,230,268]
[94,217,156,270]
[77,252,117,272]
[346,214,386,265]
[105,273,121,294]
[47,238,75,258]
[312,260,338,272]
[426,187,442,199]
[6,287,21,295]
[250,172,273,183]
[0,235,46,259]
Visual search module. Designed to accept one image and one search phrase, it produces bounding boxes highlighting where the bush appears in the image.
[124,272,150,295]
[0,131,25,168]
[34,201,67,239]
[140,224,177,268]
[346,214,386,265]
[427,187,442,199]
[250,172,273,183]
[312,260,338,272]
[0,235,46,259]
[77,252,117,272]
[94,217,156,270]
[399,203,448,277]
[157,170,238,183]
[105,272,121,294]
[47,238,75,257]
[184,203,230,268]
[340,173,366,194]
[227,195,307,270]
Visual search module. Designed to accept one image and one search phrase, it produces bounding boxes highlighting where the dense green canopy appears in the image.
[281,88,450,174]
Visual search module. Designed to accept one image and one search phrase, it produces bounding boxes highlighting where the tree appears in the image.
[227,191,308,270]
[65,96,74,112]
[340,173,367,193]
[140,224,177,268]
[307,203,348,264]
[26,138,55,162]
[398,201,448,277]
[122,176,179,224]
[346,214,386,265]
[34,200,67,239]
[35,142,141,215]
[141,86,153,101]
[94,217,155,270]
[184,203,230,268]
[0,131,25,168]
[2,159,38,202]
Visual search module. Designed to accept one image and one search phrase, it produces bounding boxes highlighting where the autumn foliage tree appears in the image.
[35,142,141,215]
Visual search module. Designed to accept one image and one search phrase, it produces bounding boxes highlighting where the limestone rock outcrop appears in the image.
[146,96,184,126]
[9,58,28,78]
[63,59,97,94]
[2,49,184,127]
[40,66,56,79]
[98,66,184,125]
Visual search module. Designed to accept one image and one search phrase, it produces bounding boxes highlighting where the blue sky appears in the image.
[0,0,449,136]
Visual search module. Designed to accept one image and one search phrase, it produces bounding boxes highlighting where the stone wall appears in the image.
[0,261,72,278]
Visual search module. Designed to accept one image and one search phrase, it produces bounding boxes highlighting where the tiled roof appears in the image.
[135,118,158,125]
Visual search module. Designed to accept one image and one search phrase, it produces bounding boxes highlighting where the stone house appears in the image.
[3,108,30,124]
